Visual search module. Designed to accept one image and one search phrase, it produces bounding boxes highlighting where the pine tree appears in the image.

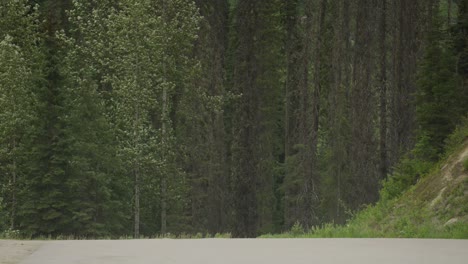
[387,0,424,167]
[453,0,468,89]
[284,0,330,229]
[16,0,74,236]
[228,0,285,237]
[321,0,353,224]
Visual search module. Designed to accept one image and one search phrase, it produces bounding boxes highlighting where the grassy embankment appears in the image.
[261,122,468,239]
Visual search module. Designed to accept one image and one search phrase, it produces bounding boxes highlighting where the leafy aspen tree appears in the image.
[150,0,200,236]
[0,0,43,231]
[55,0,130,236]
[0,38,36,231]
[107,0,199,237]
[106,0,159,238]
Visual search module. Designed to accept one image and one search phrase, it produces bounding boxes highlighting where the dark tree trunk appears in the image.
[231,0,259,238]
[191,0,229,235]
[379,0,388,180]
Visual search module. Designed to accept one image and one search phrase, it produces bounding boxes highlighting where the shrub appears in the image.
[1,229,21,239]
[214,233,231,238]
[290,221,304,236]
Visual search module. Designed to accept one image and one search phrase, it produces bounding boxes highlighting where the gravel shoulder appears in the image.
[0,240,43,264]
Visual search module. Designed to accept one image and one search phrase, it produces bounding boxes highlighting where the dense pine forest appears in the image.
[0,0,467,238]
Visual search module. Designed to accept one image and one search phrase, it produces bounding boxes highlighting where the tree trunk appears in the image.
[305,0,327,228]
[11,137,17,230]
[191,0,229,235]
[160,0,168,236]
[379,0,388,180]
[349,0,379,208]
[160,84,168,235]
[134,165,140,238]
[134,108,140,238]
[231,0,259,238]
[448,0,452,25]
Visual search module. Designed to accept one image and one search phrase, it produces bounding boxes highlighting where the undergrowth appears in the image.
[0,230,232,240]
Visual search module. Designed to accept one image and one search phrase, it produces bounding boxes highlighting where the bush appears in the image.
[214,233,231,238]
[1,229,21,239]
[380,156,432,202]
[290,221,304,236]
[444,117,468,154]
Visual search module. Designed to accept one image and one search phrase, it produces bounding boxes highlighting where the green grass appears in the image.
[260,199,468,239]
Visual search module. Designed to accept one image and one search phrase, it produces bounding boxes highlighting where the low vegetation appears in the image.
[0,230,232,240]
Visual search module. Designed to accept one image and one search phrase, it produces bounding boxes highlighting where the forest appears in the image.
[0,0,467,238]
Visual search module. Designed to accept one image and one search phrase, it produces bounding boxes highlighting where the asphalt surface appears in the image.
[18,239,468,264]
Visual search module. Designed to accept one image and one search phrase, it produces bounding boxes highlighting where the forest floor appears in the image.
[0,240,42,264]
[2,239,468,264]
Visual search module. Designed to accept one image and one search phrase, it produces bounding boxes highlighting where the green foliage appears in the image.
[214,233,232,239]
[381,3,468,202]
[416,5,468,159]
[227,0,286,237]
[379,152,433,202]
[290,221,305,236]
[0,0,44,232]
[261,203,468,239]
[444,117,468,153]
[0,229,21,239]
[380,117,468,202]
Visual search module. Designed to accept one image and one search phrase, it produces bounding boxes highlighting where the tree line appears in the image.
[0,0,467,238]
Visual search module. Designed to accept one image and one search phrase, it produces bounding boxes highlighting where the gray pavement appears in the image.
[19,238,468,264]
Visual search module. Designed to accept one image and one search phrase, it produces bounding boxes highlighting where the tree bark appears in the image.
[134,164,140,238]
[134,107,140,238]
[160,84,168,235]
[231,0,259,238]
[11,137,17,230]
[379,0,388,180]
[448,0,452,25]
[305,0,327,228]
[160,0,168,236]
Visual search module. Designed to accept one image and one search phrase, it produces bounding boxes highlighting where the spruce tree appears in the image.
[416,2,468,160]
